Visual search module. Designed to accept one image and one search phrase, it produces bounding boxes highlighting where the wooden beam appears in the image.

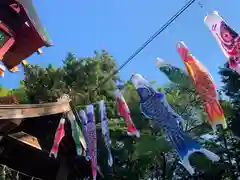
[0,65,5,77]
[0,119,22,134]
[8,132,42,150]
[0,100,71,119]
[9,3,21,14]
[37,48,43,55]
[21,60,29,66]
[56,157,69,180]
[80,135,86,151]
[9,66,19,72]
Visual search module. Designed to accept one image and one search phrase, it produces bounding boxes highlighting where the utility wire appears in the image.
[92,0,197,92]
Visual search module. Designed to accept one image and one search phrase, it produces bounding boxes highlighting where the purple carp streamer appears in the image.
[204,11,240,73]
[131,74,220,175]
[79,110,90,161]
[99,100,113,167]
[86,105,97,180]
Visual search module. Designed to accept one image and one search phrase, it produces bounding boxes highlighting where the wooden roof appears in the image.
[15,0,52,46]
[0,0,53,69]
[0,96,87,152]
[0,93,104,179]
[0,99,71,137]
[0,101,104,179]
[0,135,60,180]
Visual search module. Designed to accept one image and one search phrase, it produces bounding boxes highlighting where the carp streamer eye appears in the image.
[220,22,238,43]
[222,30,232,42]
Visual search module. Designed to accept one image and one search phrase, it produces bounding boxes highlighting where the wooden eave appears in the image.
[0,100,71,120]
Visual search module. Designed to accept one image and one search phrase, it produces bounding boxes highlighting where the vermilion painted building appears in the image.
[0,0,52,76]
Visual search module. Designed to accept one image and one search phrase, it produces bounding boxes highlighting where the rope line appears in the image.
[0,164,42,180]
[92,0,197,92]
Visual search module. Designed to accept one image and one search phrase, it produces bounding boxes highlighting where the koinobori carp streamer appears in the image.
[67,110,83,156]
[131,73,220,175]
[79,110,90,161]
[176,41,227,131]
[155,57,194,90]
[99,100,113,167]
[204,11,240,74]
[50,118,65,159]
[86,105,97,180]
[115,89,140,138]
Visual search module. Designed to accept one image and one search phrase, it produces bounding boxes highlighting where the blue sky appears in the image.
[1,0,239,88]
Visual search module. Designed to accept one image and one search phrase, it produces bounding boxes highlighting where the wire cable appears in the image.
[92,0,197,91]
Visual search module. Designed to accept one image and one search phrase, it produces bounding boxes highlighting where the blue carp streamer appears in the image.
[79,110,90,161]
[99,100,113,167]
[131,73,220,175]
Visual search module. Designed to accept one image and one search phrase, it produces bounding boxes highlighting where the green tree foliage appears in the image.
[0,85,9,97]
[0,82,29,104]
[8,81,29,104]
[62,51,119,117]
[219,66,240,138]
[164,83,207,132]
[23,63,66,103]
[23,51,118,116]
[13,50,240,179]
[214,65,240,179]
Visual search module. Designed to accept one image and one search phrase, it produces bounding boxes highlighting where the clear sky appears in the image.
[0,0,239,88]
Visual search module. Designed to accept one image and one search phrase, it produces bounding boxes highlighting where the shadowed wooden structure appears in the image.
[0,96,97,180]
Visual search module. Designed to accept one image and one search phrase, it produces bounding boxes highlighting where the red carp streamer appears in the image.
[115,89,140,137]
[50,118,65,158]
[177,41,227,132]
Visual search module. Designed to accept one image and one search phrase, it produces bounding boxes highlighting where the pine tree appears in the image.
[219,64,240,137]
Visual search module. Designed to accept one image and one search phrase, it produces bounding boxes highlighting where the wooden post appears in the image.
[0,64,5,77]
[37,48,43,55]
[56,157,69,180]
[9,66,19,72]
[21,60,29,66]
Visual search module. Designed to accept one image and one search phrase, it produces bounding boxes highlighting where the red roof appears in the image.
[0,0,52,69]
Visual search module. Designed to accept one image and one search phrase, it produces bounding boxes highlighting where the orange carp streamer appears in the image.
[176,41,227,131]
